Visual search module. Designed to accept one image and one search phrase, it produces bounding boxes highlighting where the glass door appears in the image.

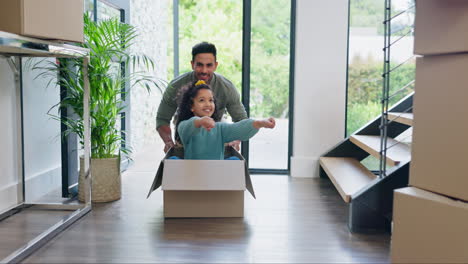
[173,0,292,172]
[248,0,291,171]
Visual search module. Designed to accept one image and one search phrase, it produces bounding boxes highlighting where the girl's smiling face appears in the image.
[191,89,215,117]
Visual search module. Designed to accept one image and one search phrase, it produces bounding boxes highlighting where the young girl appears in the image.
[174,80,275,160]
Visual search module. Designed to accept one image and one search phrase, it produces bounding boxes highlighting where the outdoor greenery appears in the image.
[350,0,415,36]
[250,0,290,118]
[38,15,159,158]
[175,0,243,87]
[170,0,290,118]
[350,0,384,28]
[347,56,415,135]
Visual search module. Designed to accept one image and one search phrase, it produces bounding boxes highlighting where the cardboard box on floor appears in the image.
[147,147,255,218]
[414,0,468,55]
[0,0,84,43]
[391,187,468,263]
[410,54,468,201]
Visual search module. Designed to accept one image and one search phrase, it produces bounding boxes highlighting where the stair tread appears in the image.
[320,157,377,203]
[388,112,413,126]
[350,135,411,166]
[394,127,412,146]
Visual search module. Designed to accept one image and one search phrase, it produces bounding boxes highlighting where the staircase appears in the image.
[319,93,413,233]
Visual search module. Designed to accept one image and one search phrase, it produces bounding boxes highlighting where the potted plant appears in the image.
[37,15,161,202]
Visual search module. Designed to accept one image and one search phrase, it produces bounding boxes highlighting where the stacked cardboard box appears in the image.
[391,1,468,263]
[0,0,84,43]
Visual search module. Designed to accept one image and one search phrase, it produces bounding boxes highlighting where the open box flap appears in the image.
[146,160,164,198]
[244,163,256,199]
[229,147,256,199]
[147,147,177,198]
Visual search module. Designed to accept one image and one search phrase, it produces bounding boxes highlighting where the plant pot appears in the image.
[78,155,121,202]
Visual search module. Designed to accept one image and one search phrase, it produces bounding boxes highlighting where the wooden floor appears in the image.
[10,145,390,263]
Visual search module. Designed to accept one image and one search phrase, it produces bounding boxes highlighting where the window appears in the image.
[347,0,415,136]
[249,0,291,171]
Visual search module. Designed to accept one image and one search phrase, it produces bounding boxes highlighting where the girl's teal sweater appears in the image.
[178,117,259,160]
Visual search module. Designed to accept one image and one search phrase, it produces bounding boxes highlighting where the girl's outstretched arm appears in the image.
[221,117,276,143]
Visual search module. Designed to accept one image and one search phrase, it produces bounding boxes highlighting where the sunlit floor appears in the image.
[17,142,390,263]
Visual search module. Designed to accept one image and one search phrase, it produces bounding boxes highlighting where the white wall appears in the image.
[0,57,62,212]
[128,0,169,156]
[0,58,21,211]
[22,58,62,201]
[291,0,349,178]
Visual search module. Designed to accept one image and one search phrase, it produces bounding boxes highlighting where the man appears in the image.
[156,42,248,152]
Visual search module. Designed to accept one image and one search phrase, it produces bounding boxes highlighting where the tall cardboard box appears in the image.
[0,0,84,43]
[410,54,468,201]
[391,187,468,263]
[147,147,255,218]
[414,0,468,55]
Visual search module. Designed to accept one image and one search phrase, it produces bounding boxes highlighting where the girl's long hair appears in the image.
[174,81,221,144]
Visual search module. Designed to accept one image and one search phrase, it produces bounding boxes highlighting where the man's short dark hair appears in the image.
[192,42,217,61]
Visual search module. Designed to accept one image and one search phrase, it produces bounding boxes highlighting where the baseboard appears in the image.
[290,156,319,178]
[24,166,62,201]
[0,166,62,209]
[0,183,20,213]
[121,156,133,172]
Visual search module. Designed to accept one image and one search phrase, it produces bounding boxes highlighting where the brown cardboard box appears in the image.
[147,147,255,218]
[0,0,84,43]
[410,54,468,201]
[414,0,468,55]
[391,187,468,263]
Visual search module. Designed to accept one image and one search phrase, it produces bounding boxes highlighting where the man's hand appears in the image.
[227,140,241,151]
[164,141,174,153]
[157,125,174,153]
